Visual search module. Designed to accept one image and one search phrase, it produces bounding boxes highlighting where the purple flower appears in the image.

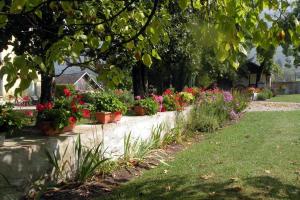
[223,91,233,102]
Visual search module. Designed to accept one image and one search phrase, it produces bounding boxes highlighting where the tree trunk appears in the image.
[255,62,265,87]
[40,73,55,103]
[132,62,148,97]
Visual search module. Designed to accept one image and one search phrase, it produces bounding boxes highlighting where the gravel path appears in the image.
[246,101,300,112]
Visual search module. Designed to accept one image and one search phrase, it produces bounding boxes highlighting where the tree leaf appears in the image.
[10,0,27,13]
[142,54,152,67]
[178,0,188,10]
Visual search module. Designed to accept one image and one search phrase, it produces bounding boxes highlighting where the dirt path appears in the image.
[245,101,300,112]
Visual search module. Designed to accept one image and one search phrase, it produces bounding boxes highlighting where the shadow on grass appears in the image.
[103,175,300,200]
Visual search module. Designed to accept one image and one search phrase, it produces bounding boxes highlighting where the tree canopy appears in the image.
[0,0,299,100]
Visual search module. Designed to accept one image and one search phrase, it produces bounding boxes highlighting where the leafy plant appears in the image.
[179,92,195,104]
[91,92,127,113]
[0,103,28,137]
[46,135,109,183]
[135,97,158,115]
[74,135,109,183]
[163,95,177,111]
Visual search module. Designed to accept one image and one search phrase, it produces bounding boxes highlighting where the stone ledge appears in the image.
[0,108,191,199]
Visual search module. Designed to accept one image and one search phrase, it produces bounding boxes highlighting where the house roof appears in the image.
[55,72,87,85]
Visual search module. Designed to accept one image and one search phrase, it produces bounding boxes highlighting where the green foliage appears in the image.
[163,95,177,111]
[0,103,28,137]
[232,90,250,112]
[135,97,158,115]
[189,103,221,133]
[75,135,109,183]
[122,132,154,163]
[113,90,135,111]
[179,92,195,104]
[46,134,109,183]
[90,92,127,113]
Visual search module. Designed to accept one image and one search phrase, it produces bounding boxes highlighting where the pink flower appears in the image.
[223,91,233,102]
[135,96,141,100]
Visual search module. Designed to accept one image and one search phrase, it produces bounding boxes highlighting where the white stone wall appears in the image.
[0,108,191,199]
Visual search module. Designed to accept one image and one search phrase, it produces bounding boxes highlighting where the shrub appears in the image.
[0,103,28,137]
[135,97,158,115]
[91,92,127,113]
[257,89,273,101]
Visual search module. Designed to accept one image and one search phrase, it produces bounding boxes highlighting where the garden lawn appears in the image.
[99,111,300,200]
[269,94,300,103]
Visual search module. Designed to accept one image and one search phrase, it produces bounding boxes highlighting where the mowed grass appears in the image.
[99,111,300,200]
[270,94,300,103]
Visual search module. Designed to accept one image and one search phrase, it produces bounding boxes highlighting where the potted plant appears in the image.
[36,88,89,136]
[134,97,159,116]
[178,92,195,106]
[91,92,127,124]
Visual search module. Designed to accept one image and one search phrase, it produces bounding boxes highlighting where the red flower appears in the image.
[82,109,90,118]
[163,89,173,96]
[45,102,53,110]
[76,94,83,99]
[36,104,45,112]
[64,88,72,97]
[79,100,84,105]
[25,110,34,117]
[69,116,77,124]
[161,106,166,112]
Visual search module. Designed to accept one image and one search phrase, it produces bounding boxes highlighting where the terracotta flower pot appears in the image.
[38,121,75,136]
[112,111,122,122]
[134,106,145,116]
[95,112,113,124]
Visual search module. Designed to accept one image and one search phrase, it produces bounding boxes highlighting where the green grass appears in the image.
[98,111,300,200]
[269,94,300,103]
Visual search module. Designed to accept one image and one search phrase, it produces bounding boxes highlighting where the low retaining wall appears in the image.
[0,108,191,199]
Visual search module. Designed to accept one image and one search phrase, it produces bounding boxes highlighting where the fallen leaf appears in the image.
[264,170,271,174]
[165,185,171,191]
[163,169,168,174]
[230,177,239,182]
[200,173,214,180]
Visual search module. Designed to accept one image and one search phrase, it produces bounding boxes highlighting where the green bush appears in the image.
[257,89,273,101]
[135,97,158,115]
